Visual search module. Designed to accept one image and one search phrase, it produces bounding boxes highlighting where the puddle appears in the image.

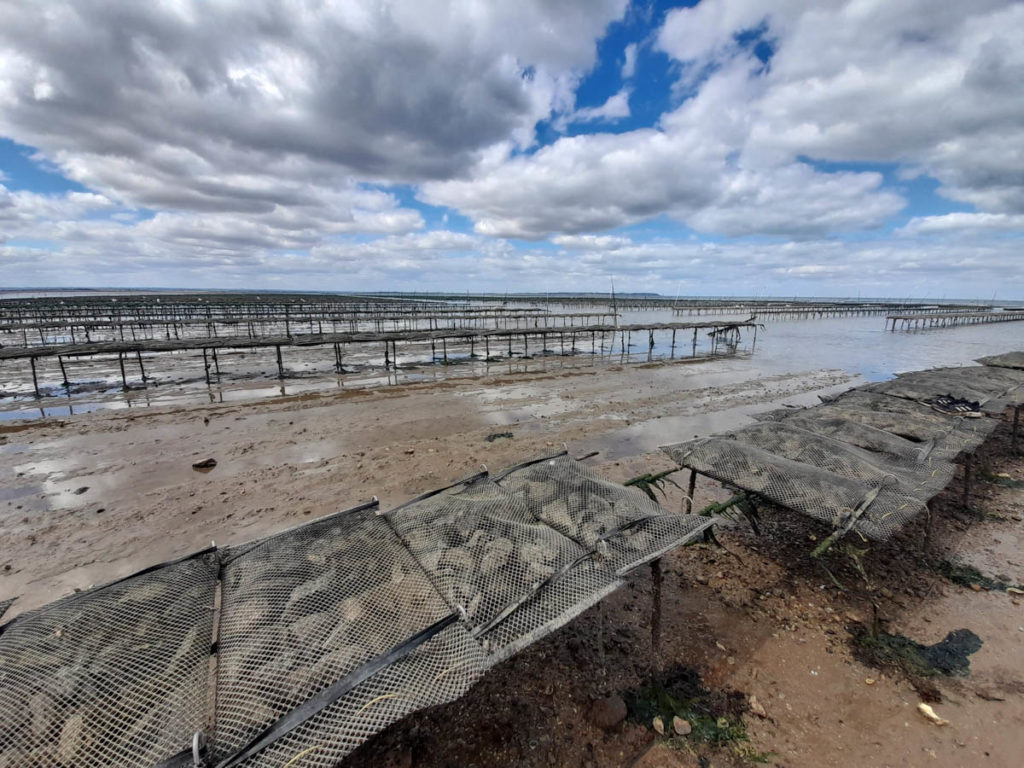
[0,484,41,502]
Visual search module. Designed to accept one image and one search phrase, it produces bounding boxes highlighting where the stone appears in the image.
[749,695,767,718]
[588,695,627,730]
[672,716,691,736]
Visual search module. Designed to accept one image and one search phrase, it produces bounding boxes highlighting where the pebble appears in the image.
[749,695,767,718]
[673,716,692,736]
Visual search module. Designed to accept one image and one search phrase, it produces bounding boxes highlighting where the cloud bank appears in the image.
[0,0,1021,296]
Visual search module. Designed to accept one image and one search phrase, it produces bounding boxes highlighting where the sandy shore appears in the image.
[2,356,1022,766]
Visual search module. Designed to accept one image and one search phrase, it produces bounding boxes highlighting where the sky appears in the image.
[0,0,1022,299]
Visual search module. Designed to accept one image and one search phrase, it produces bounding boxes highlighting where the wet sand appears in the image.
[1,353,1022,767]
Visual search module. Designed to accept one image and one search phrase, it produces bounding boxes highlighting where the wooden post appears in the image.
[212,348,220,378]
[1013,405,1021,454]
[276,345,284,379]
[58,355,69,387]
[692,328,698,357]
[684,468,697,514]
[118,352,128,390]
[651,559,663,668]
[136,350,146,382]
[962,455,972,513]
[384,341,390,369]
[202,348,211,385]
[30,356,40,398]
[442,337,448,362]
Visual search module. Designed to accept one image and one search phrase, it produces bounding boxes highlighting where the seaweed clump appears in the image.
[849,618,982,702]
[624,665,770,763]
[933,559,1022,592]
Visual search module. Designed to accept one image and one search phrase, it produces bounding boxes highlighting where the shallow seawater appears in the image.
[0,308,1019,420]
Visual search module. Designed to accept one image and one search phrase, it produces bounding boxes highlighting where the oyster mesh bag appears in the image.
[495,454,715,575]
[665,363,1015,543]
[0,552,219,768]
[384,473,622,665]
[1,455,710,767]
[212,502,485,768]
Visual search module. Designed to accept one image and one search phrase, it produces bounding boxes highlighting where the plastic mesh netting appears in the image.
[662,426,949,541]
[1,453,711,767]
[976,351,1024,371]
[385,473,623,664]
[663,363,1014,543]
[212,502,485,768]
[0,552,219,768]
[752,412,962,465]
[0,598,13,623]
[758,390,999,454]
[864,365,1024,412]
[495,454,716,576]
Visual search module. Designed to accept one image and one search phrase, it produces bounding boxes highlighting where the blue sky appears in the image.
[0,1,1021,297]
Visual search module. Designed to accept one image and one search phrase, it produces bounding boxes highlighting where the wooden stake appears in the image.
[685,468,697,514]
[136,350,146,382]
[276,345,284,379]
[651,558,663,668]
[1013,405,1021,454]
[118,352,128,390]
[962,455,972,513]
[30,356,40,398]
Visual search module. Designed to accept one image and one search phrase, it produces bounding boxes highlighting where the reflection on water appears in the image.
[734,314,1022,381]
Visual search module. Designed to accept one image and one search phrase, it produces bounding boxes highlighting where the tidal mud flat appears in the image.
[1,353,1022,766]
